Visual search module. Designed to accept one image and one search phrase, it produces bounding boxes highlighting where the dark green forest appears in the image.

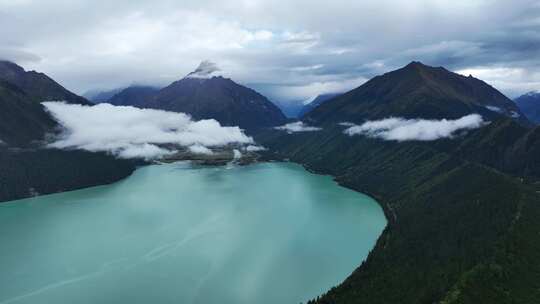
[259,121,540,304]
[0,148,136,202]
[256,62,540,304]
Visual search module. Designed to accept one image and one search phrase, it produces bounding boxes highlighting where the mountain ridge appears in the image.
[305,61,529,126]
[0,60,90,105]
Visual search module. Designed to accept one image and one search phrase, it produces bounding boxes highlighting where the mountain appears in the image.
[143,61,287,130]
[272,99,306,118]
[77,62,287,130]
[107,86,159,107]
[258,62,540,304]
[514,91,540,124]
[0,64,135,203]
[0,80,56,146]
[83,88,123,103]
[448,118,540,178]
[0,60,90,105]
[299,93,341,118]
[305,61,529,125]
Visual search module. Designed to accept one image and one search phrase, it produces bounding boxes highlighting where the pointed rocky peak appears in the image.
[404,61,426,69]
[185,60,221,80]
[400,61,448,76]
[402,61,437,72]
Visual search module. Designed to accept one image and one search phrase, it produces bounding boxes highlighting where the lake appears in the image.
[0,162,386,304]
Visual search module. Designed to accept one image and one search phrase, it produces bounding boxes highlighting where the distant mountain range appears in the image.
[514,91,540,124]
[271,93,342,118]
[85,86,161,106]
[298,93,342,118]
[271,99,305,118]
[305,61,529,126]
[83,88,123,103]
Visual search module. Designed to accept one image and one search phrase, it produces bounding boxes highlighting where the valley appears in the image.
[0,56,539,304]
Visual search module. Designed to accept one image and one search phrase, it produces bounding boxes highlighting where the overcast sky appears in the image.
[1,0,539,102]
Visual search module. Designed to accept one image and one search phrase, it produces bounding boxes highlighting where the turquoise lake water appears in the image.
[0,162,386,304]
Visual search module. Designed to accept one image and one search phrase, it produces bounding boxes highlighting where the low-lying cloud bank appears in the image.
[275,121,322,133]
[43,102,253,159]
[343,114,486,141]
[245,145,266,152]
[485,105,503,113]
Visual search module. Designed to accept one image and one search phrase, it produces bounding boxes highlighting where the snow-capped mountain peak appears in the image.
[185,60,221,79]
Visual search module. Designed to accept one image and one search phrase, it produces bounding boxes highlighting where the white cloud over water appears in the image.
[245,145,266,152]
[275,121,322,134]
[188,144,214,155]
[43,102,253,159]
[343,114,486,141]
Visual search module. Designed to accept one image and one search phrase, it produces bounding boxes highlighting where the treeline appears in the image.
[0,148,136,203]
[259,122,540,304]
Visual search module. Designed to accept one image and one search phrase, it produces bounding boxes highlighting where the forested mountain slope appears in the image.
[257,62,540,304]
[0,66,135,203]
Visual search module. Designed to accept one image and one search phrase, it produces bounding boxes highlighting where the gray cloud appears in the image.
[0,48,41,63]
[43,102,253,159]
[1,0,539,101]
[343,115,486,141]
